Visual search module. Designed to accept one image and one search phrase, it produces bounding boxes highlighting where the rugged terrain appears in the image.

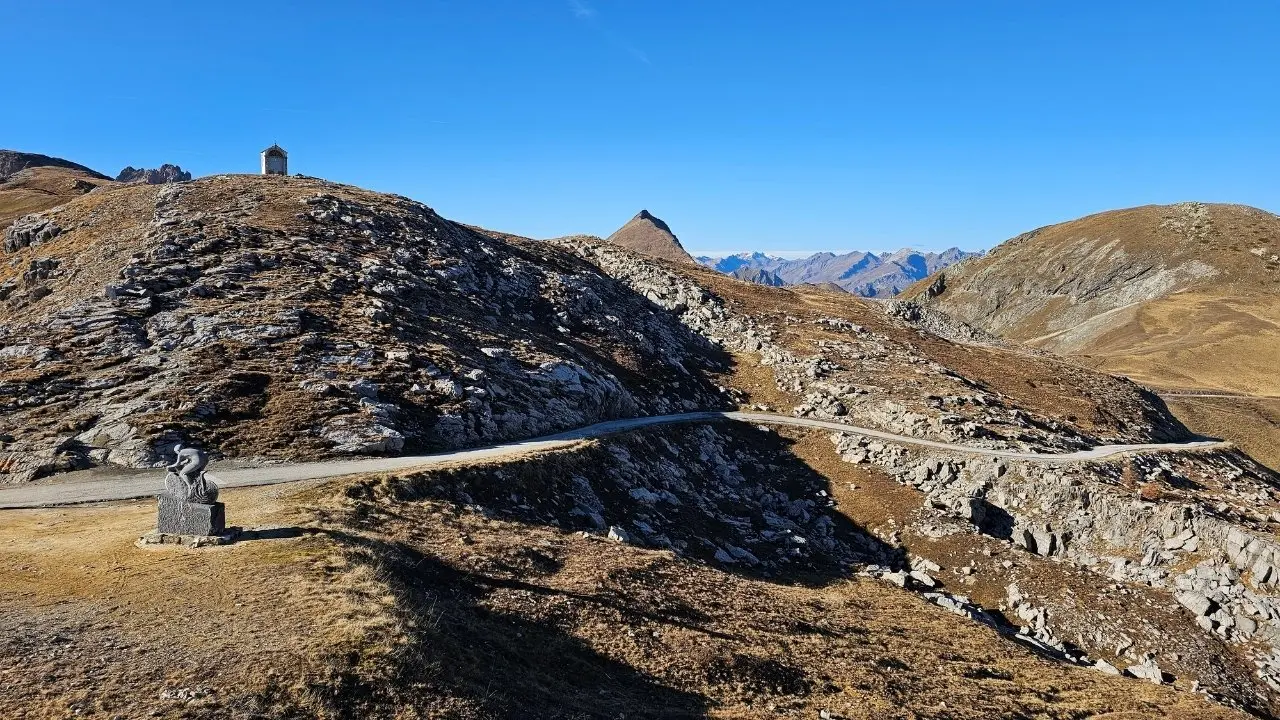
[2,459,1248,720]
[700,247,978,297]
[4,167,1280,717]
[903,202,1280,469]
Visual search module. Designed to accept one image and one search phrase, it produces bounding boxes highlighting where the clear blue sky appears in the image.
[3,1,1278,256]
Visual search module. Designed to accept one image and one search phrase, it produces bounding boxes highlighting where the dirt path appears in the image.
[0,411,1229,509]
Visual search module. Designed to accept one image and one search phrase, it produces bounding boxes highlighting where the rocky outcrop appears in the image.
[354,421,887,578]
[115,164,192,184]
[2,212,61,253]
[882,299,1007,347]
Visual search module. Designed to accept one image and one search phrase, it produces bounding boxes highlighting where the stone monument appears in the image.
[157,444,225,537]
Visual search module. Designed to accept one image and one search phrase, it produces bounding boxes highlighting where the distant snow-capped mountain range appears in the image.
[695,248,980,297]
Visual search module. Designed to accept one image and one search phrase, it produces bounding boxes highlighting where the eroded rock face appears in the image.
[3,212,61,253]
[0,176,730,477]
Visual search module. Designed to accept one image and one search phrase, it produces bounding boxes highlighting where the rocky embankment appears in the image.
[829,433,1280,715]
[0,176,731,480]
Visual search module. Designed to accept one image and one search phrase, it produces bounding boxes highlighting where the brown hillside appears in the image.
[605,209,695,264]
[0,150,113,231]
[904,202,1280,394]
[0,150,110,182]
[0,165,114,232]
[903,203,1280,466]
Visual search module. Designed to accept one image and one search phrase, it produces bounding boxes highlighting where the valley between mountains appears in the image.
[3,151,1280,719]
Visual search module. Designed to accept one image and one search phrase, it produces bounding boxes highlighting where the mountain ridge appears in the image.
[116,164,192,184]
[0,150,115,232]
[699,246,980,297]
[0,150,110,181]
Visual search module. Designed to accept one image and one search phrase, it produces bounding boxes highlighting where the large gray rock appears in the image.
[3,213,61,253]
[1175,591,1216,617]
[1126,657,1165,684]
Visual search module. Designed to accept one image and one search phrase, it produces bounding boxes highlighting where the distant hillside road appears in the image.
[0,411,1228,509]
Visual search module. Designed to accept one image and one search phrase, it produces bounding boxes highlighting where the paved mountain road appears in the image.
[0,411,1229,510]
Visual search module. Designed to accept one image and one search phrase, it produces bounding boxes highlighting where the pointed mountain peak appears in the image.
[606,210,694,264]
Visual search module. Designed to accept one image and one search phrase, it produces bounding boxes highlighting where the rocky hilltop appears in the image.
[116,164,192,184]
[0,175,730,480]
[701,246,978,297]
[604,209,695,264]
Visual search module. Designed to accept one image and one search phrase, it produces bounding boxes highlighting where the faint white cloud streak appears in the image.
[568,0,651,65]
[568,0,596,18]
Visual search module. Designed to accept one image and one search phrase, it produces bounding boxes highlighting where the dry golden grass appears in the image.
[0,480,412,718]
[1164,395,1280,471]
[0,166,113,231]
[1067,291,1280,397]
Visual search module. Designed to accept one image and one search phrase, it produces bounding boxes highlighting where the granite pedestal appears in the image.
[157,493,225,536]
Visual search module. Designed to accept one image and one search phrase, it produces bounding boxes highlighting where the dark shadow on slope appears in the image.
[344,420,904,589]
[300,527,711,720]
[976,502,1016,541]
[371,229,738,455]
[1135,386,1195,442]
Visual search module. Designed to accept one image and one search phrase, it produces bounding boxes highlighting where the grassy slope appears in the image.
[0,166,113,231]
